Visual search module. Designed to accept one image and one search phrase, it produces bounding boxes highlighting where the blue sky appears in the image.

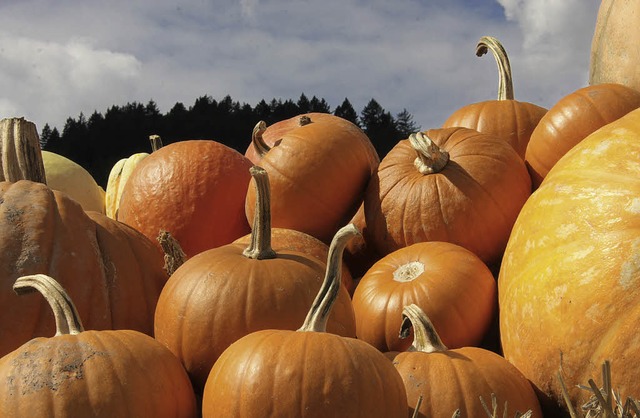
[0,0,600,134]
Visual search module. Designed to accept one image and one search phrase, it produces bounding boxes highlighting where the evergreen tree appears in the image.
[360,99,400,157]
[334,98,359,126]
[309,96,330,113]
[297,93,311,113]
[395,108,420,138]
[40,124,52,149]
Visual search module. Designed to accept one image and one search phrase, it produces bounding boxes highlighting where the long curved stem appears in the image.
[251,121,271,157]
[400,304,448,353]
[13,274,85,336]
[298,224,359,333]
[243,166,277,260]
[476,36,514,101]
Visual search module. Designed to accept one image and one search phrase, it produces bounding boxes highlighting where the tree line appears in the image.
[41,93,420,187]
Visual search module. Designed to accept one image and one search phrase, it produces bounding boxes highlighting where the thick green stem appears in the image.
[409,132,449,174]
[243,166,277,260]
[298,224,359,333]
[476,36,514,101]
[13,274,84,336]
[400,304,448,353]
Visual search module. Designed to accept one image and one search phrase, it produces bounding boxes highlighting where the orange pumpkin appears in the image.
[352,241,496,352]
[0,274,197,418]
[117,139,253,258]
[363,128,531,266]
[443,36,547,159]
[0,180,168,357]
[525,82,640,188]
[388,304,542,418]
[500,107,640,413]
[154,166,356,393]
[201,225,408,418]
[244,113,379,244]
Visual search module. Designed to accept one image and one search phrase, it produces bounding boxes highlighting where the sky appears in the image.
[0,0,601,136]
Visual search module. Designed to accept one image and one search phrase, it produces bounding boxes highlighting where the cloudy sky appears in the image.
[0,0,601,135]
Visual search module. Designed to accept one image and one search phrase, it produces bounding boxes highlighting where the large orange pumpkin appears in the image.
[525,82,640,188]
[117,139,253,258]
[388,304,542,418]
[201,224,408,418]
[154,166,356,393]
[363,128,531,266]
[0,274,197,418]
[499,107,640,414]
[244,113,379,244]
[352,241,496,353]
[442,36,547,159]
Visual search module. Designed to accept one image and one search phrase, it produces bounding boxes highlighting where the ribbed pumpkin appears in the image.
[388,305,542,418]
[117,139,253,258]
[154,166,356,394]
[352,241,496,353]
[363,128,531,266]
[499,107,640,413]
[105,135,162,219]
[201,224,408,418]
[590,0,640,93]
[525,82,640,188]
[0,274,197,418]
[442,36,547,159]
[244,113,379,244]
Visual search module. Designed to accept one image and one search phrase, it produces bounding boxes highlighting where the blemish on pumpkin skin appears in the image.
[619,239,640,290]
[5,341,108,396]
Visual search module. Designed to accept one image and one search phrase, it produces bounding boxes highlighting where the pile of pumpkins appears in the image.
[1,3,639,416]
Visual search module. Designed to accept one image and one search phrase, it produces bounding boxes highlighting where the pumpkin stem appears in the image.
[157,229,187,275]
[400,304,448,353]
[476,36,514,101]
[149,134,164,152]
[243,165,277,260]
[13,274,84,336]
[0,117,47,184]
[298,223,360,333]
[251,121,271,157]
[409,132,449,174]
[298,115,312,126]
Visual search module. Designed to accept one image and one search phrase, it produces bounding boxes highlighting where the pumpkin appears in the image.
[117,139,253,258]
[388,304,542,418]
[0,274,197,417]
[442,36,547,159]
[201,224,408,418]
[363,128,531,266]
[352,241,496,353]
[244,113,379,243]
[343,202,382,281]
[589,0,640,93]
[525,82,640,189]
[154,166,356,393]
[0,180,169,357]
[105,134,163,219]
[234,226,356,295]
[42,150,106,214]
[499,107,640,413]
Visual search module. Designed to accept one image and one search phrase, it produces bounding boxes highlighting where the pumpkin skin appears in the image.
[117,140,253,258]
[525,83,640,189]
[590,0,640,93]
[105,152,148,219]
[201,225,408,418]
[388,305,542,418]
[0,274,197,418]
[363,128,531,266]
[154,167,356,394]
[244,113,379,244]
[42,150,106,214]
[0,180,168,357]
[352,241,497,353]
[443,36,547,159]
[499,107,640,413]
